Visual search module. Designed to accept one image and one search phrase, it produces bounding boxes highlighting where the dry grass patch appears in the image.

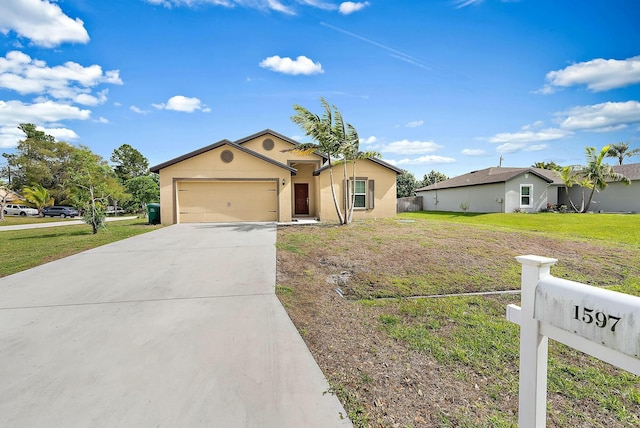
[276,217,640,427]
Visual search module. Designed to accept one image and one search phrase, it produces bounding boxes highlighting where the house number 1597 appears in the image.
[573,305,621,332]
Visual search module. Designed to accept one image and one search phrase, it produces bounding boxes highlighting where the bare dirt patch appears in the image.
[276,219,640,427]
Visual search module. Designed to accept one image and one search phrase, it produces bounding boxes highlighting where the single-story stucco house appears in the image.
[149,129,402,224]
[416,163,639,213]
[416,167,563,213]
[559,162,640,213]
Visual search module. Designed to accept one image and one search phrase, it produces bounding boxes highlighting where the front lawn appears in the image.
[276,213,640,427]
[0,218,161,277]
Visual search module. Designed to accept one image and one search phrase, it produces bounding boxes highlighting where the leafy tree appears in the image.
[68,147,127,234]
[605,142,640,165]
[111,144,150,183]
[21,184,54,215]
[582,145,631,213]
[418,170,448,188]
[290,98,378,225]
[397,170,417,197]
[559,166,592,213]
[124,174,160,213]
[532,161,561,171]
[9,123,76,203]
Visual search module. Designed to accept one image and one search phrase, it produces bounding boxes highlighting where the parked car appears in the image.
[3,204,39,217]
[42,206,79,218]
[106,206,125,214]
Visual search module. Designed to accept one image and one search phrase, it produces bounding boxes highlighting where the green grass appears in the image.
[399,211,640,246]
[0,218,161,277]
[373,287,640,426]
[0,215,79,226]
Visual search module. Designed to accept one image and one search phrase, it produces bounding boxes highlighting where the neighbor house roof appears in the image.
[149,139,297,174]
[612,163,640,181]
[416,167,563,191]
[312,156,403,176]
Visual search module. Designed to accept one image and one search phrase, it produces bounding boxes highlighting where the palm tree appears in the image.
[582,146,631,212]
[532,161,561,171]
[21,184,54,216]
[331,106,380,223]
[291,98,379,225]
[606,142,640,165]
[291,98,345,223]
[559,166,594,213]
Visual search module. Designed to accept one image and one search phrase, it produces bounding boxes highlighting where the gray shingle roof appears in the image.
[613,163,640,180]
[416,167,563,191]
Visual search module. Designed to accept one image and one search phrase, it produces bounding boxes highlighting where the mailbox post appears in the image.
[507,255,640,428]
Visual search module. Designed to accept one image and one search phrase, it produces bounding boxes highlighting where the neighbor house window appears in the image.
[520,184,532,207]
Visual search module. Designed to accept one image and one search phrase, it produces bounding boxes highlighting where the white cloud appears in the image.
[0,0,90,48]
[154,95,210,113]
[489,127,570,144]
[0,100,90,148]
[339,2,370,14]
[376,139,443,155]
[0,99,90,124]
[96,117,109,124]
[130,105,150,114]
[556,101,640,132]
[0,51,122,103]
[360,135,377,145]
[259,55,324,75]
[388,155,456,166]
[542,56,640,93]
[145,0,295,15]
[37,126,79,141]
[405,120,424,128]
[462,148,486,156]
[0,126,26,148]
[452,0,483,8]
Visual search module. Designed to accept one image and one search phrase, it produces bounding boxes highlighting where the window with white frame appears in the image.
[520,184,532,207]
[352,179,366,208]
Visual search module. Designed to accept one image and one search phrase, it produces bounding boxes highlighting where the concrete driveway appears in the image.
[0,223,351,427]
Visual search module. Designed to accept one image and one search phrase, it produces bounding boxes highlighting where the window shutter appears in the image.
[368,180,375,209]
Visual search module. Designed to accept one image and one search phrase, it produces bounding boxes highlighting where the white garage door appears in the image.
[177,181,277,223]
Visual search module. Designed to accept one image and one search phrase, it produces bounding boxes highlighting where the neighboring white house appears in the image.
[416,163,639,213]
[559,163,640,213]
[415,167,563,213]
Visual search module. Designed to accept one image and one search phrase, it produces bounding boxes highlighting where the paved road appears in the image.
[0,223,351,427]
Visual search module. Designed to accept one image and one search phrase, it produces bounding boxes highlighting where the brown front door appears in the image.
[294,183,309,215]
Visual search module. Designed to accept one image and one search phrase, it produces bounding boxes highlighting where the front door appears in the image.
[294,183,309,215]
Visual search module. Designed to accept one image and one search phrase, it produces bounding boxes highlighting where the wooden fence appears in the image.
[397,196,422,213]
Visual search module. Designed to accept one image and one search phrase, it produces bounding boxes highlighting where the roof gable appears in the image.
[149,139,296,174]
[312,156,403,176]
[235,129,328,162]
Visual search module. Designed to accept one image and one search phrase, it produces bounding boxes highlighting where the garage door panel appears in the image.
[178,181,277,223]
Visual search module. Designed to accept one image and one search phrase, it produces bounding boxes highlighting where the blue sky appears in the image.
[1,0,639,179]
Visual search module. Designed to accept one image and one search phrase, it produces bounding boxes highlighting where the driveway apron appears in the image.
[0,223,351,427]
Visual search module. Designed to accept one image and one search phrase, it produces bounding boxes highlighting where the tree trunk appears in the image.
[327,155,345,224]
[582,186,597,213]
[564,188,579,212]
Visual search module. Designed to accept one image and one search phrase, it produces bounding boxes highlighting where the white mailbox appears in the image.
[535,276,640,359]
[507,255,640,428]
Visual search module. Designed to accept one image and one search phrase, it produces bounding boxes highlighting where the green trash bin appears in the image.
[147,203,161,225]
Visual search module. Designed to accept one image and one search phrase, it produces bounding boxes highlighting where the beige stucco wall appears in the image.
[316,159,398,222]
[240,134,324,165]
[158,144,293,224]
